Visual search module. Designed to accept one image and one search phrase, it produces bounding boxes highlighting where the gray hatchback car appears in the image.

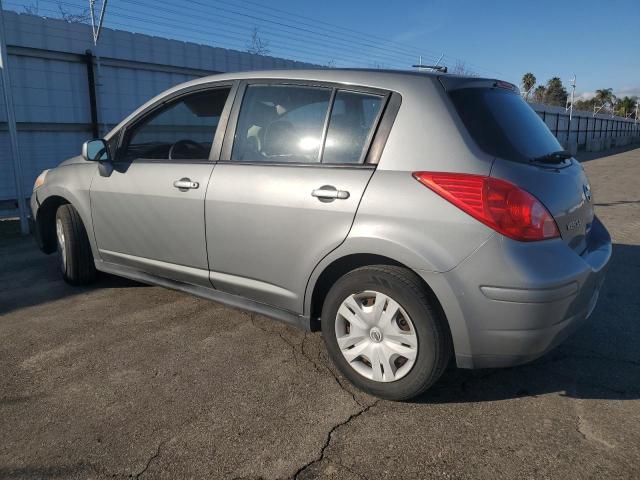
[31,69,611,400]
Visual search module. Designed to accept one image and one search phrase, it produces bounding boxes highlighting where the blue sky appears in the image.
[8,0,640,98]
[270,0,640,99]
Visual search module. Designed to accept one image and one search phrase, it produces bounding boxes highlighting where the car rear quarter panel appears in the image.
[304,75,498,350]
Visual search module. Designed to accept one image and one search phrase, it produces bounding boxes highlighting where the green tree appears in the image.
[532,85,546,104]
[595,88,616,111]
[543,77,568,106]
[522,72,536,100]
[615,96,638,117]
[574,98,596,112]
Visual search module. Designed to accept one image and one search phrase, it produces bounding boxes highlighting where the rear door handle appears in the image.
[173,178,199,190]
[312,185,350,201]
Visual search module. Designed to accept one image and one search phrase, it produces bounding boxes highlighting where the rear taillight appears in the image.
[413,172,560,241]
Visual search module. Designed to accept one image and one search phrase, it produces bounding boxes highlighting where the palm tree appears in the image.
[595,88,615,111]
[522,73,536,100]
[615,96,637,117]
[532,85,546,104]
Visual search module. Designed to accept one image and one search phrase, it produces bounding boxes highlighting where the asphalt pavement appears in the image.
[1,145,639,479]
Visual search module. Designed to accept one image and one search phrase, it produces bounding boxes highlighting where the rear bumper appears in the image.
[419,216,611,369]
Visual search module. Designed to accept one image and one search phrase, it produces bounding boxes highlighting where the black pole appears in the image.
[577,115,581,147]
[84,49,99,138]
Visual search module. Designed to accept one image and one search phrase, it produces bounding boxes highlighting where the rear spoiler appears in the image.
[438,76,518,93]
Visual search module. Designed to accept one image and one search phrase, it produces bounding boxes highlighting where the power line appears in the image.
[8,0,416,68]
[120,0,432,67]
[207,0,499,75]
[6,1,382,67]
[178,0,443,66]
[7,0,499,75]
[10,2,391,67]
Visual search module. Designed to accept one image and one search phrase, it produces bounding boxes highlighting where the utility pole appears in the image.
[0,0,29,234]
[89,0,108,135]
[565,75,576,122]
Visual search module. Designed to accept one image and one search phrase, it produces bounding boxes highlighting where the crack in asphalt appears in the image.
[132,438,167,479]
[291,401,379,480]
[249,313,375,479]
[301,331,366,409]
[249,314,365,408]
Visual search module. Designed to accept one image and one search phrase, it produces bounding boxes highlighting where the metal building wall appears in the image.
[530,102,639,148]
[0,11,316,203]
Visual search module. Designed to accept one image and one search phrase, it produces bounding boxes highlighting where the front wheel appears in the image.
[321,265,451,401]
[55,204,97,285]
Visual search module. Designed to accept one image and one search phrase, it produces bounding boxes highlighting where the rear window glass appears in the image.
[449,88,562,162]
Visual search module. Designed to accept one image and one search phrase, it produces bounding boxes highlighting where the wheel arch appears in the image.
[35,195,70,254]
[306,253,451,342]
[34,180,98,260]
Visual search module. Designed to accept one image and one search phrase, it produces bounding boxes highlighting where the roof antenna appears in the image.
[413,53,447,73]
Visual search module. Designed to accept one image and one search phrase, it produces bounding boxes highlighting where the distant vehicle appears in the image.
[31,69,611,400]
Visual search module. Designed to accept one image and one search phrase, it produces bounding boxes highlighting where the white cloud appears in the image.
[576,91,596,100]
[575,87,640,101]
[615,86,640,98]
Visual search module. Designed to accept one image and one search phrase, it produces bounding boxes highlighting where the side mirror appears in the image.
[82,139,111,162]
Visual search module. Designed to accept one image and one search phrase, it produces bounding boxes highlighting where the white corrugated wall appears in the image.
[0,11,316,202]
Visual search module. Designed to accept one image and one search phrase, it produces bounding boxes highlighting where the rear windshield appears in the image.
[449,87,562,162]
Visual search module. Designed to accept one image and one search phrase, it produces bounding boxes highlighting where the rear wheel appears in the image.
[321,265,451,400]
[55,204,97,285]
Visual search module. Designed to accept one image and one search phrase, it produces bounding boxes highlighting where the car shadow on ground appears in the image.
[414,242,639,404]
[0,264,147,316]
[0,220,147,315]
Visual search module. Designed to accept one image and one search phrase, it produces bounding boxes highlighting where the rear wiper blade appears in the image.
[530,150,572,164]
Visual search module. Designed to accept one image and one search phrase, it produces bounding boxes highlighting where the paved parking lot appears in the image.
[1,146,639,479]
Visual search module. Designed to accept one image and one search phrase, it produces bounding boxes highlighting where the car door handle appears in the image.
[312,186,350,200]
[173,178,199,190]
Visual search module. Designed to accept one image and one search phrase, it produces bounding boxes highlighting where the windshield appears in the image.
[449,87,563,163]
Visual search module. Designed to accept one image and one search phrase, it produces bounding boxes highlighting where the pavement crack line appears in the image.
[133,438,167,479]
[130,412,202,479]
[250,314,364,408]
[301,331,365,408]
[291,400,379,480]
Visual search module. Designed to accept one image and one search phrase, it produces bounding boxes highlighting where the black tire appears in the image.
[321,265,451,401]
[55,204,97,285]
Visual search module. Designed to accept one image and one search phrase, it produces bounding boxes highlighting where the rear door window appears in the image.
[323,91,384,164]
[449,88,562,162]
[231,85,331,163]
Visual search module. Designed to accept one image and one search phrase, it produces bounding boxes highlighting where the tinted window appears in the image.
[449,88,562,162]
[232,85,331,163]
[323,91,384,164]
[120,88,230,161]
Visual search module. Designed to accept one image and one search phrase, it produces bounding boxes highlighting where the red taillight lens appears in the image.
[413,172,560,241]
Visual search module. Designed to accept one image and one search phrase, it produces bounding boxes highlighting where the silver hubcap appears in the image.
[335,290,418,382]
[56,218,66,269]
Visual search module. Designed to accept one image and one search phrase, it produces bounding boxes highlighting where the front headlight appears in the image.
[33,170,49,191]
